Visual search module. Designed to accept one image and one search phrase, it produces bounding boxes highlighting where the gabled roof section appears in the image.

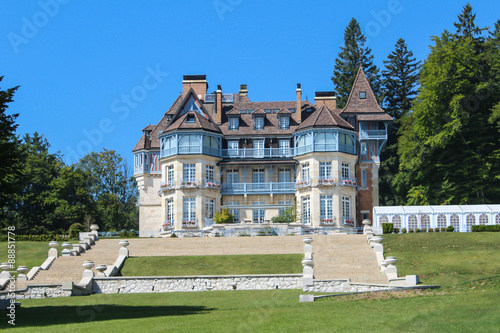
[252,108,266,117]
[226,107,240,116]
[277,107,291,116]
[162,88,221,134]
[341,64,386,115]
[297,104,354,131]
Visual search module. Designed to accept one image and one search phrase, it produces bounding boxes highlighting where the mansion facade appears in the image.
[133,67,392,236]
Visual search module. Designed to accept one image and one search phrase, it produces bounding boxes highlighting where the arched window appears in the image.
[179,135,200,154]
[203,136,219,156]
[466,214,475,227]
[450,214,460,230]
[421,214,430,230]
[437,214,447,228]
[296,134,312,155]
[496,214,500,225]
[380,215,389,224]
[392,215,401,228]
[315,132,336,151]
[408,214,417,229]
[479,213,488,225]
[339,133,354,153]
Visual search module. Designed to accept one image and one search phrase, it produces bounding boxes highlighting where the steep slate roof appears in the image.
[161,88,222,134]
[340,65,393,121]
[217,100,316,136]
[296,104,354,131]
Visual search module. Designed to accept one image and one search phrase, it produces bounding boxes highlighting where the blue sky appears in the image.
[1,0,499,167]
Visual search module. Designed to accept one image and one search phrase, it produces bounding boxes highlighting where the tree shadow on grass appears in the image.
[3,304,214,328]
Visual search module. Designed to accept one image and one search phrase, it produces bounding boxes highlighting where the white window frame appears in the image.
[320,195,333,220]
[254,139,264,157]
[206,165,214,183]
[183,164,196,181]
[302,163,309,181]
[183,197,196,222]
[341,162,350,179]
[254,116,264,130]
[166,198,174,223]
[229,117,239,130]
[227,201,239,223]
[302,196,311,225]
[206,198,215,219]
[253,201,265,223]
[342,196,351,219]
[279,115,290,130]
[319,162,332,179]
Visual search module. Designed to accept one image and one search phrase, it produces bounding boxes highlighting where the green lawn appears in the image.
[0,241,54,271]
[383,232,500,287]
[120,254,303,276]
[1,233,499,332]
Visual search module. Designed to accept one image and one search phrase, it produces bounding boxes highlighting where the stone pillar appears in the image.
[385,257,398,280]
[16,266,29,281]
[61,242,72,256]
[119,240,130,257]
[370,236,385,265]
[363,219,373,236]
[90,224,99,240]
[302,237,314,287]
[82,261,95,278]
[0,263,12,279]
[48,241,59,258]
[95,264,107,277]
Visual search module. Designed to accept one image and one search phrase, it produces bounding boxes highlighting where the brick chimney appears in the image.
[295,83,302,124]
[239,84,248,96]
[182,75,208,101]
[314,91,337,110]
[215,85,222,125]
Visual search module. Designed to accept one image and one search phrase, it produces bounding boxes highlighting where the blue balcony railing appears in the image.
[221,148,295,159]
[359,130,387,140]
[221,182,296,194]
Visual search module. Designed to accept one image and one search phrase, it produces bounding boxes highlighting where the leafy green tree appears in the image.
[379,39,421,206]
[0,77,22,224]
[77,149,138,231]
[332,18,382,108]
[271,206,296,223]
[398,5,500,205]
[214,208,234,224]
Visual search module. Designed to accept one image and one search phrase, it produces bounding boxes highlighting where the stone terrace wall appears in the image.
[93,274,303,294]
[304,280,404,293]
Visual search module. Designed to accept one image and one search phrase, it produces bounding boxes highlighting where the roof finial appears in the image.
[358,54,362,68]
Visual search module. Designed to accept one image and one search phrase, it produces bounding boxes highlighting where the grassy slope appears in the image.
[0,241,53,270]
[1,233,499,332]
[120,254,303,276]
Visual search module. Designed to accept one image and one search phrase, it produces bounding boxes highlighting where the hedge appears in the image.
[471,225,500,232]
[382,223,394,234]
[0,234,69,242]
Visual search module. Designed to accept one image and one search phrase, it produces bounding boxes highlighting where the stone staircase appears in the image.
[25,234,387,286]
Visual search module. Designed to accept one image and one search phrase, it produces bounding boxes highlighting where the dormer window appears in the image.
[254,116,264,130]
[229,116,239,130]
[279,115,290,130]
[186,114,195,123]
[359,91,366,99]
[166,115,172,122]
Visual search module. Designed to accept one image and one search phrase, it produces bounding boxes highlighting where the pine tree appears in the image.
[0,77,21,225]
[332,18,382,108]
[398,5,500,205]
[379,39,420,206]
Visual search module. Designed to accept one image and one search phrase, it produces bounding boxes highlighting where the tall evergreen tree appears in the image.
[398,5,500,205]
[332,18,382,108]
[379,39,420,206]
[0,77,22,224]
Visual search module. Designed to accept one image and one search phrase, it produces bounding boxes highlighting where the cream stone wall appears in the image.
[137,173,162,236]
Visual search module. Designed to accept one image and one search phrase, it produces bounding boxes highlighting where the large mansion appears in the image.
[133,66,392,236]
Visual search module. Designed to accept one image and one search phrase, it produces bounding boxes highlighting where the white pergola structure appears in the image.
[372,205,500,232]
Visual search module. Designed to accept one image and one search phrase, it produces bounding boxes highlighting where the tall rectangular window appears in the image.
[206,165,214,182]
[167,164,174,183]
[302,163,309,181]
[229,117,239,130]
[279,139,290,155]
[253,201,265,223]
[302,196,311,225]
[341,162,350,179]
[254,116,264,130]
[319,162,332,179]
[254,139,264,157]
[166,198,174,223]
[183,164,196,181]
[361,169,367,188]
[320,195,333,220]
[360,142,367,156]
[227,201,239,223]
[279,168,290,183]
[227,169,239,186]
[279,116,290,129]
[342,196,351,219]
[206,199,215,219]
[183,197,196,221]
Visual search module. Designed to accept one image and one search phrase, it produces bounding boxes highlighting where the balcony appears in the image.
[317,177,336,186]
[359,130,387,140]
[221,182,296,195]
[343,217,355,226]
[296,179,311,189]
[341,178,357,187]
[182,220,198,228]
[179,179,201,189]
[204,180,222,190]
[320,218,336,226]
[221,148,295,159]
[160,181,175,192]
